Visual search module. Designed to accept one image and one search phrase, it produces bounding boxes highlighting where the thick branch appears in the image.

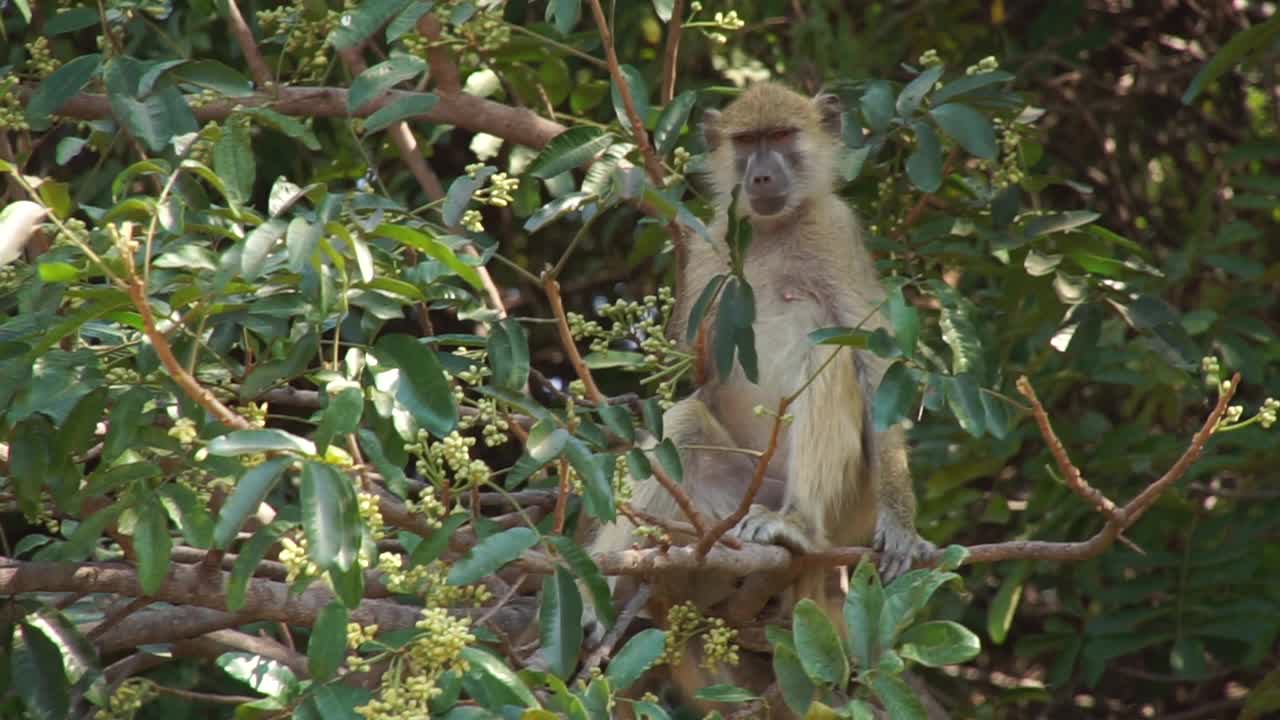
[27,86,565,150]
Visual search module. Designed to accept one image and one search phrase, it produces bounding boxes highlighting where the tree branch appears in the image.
[25,86,565,151]
[659,0,687,105]
[223,0,272,88]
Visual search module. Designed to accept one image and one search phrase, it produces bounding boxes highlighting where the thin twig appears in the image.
[573,584,651,684]
[695,397,789,557]
[584,0,666,182]
[1016,376,1122,522]
[224,0,273,88]
[543,276,605,405]
[620,503,740,549]
[127,279,251,431]
[659,0,687,105]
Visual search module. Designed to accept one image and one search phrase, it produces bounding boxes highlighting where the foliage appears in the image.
[1,1,1278,719]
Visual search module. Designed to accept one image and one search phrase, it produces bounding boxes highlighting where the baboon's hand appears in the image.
[732,505,816,553]
[873,510,935,581]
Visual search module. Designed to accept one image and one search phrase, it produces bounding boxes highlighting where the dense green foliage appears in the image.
[1,1,1277,718]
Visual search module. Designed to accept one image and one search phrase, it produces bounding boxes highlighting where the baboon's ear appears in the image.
[701,109,723,151]
[814,93,844,137]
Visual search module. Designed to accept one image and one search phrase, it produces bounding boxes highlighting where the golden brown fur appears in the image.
[588,82,931,716]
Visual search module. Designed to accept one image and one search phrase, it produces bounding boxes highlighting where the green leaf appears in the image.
[930,70,1015,104]
[207,428,316,457]
[792,599,850,687]
[374,333,458,438]
[986,566,1025,645]
[895,65,944,116]
[443,165,494,227]
[45,7,99,34]
[363,92,440,133]
[546,535,616,628]
[134,496,173,595]
[695,685,758,703]
[979,389,1012,440]
[872,362,914,433]
[906,121,943,193]
[1183,15,1280,104]
[331,0,415,49]
[386,1,436,41]
[25,54,102,128]
[447,527,539,585]
[159,483,215,548]
[374,224,484,290]
[634,701,674,720]
[1022,210,1100,238]
[1024,249,1063,276]
[349,55,428,112]
[213,457,290,549]
[101,386,146,453]
[240,331,320,399]
[929,103,997,159]
[241,218,287,279]
[487,318,530,392]
[564,440,615,522]
[242,107,322,150]
[597,404,635,444]
[301,461,361,572]
[898,621,981,666]
[942,373,985,437]
[17,622,70,720]
[227,523,286,611]
[525,419,571,466]
[309,601,349,681]
[523,191,595,232]
[460,647,540,708]
[610,64,650,135]
[528,127,614,180]
[810,327,871,348]
[53,386,107,459]
[641,398,664,439]
[405,513,466,567]
[686,273,727,343]
[214,120,256,204]
[651,0,675,21]
[885,283,920,356]
[938,298,983,376]
[172,60,254,97]
[860,80,894,134]
[328,544,366,608]
[108,82,198,153]
[867,673,927,720]
[546,0,581,34]
[539,566,584,679]
[772,643,815,715]
[654,90,698,156]
[653,438,683,484]
[844,561,885,669]
[314,386,365,455]
[606,628,665,691]
[37,261,78,283]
